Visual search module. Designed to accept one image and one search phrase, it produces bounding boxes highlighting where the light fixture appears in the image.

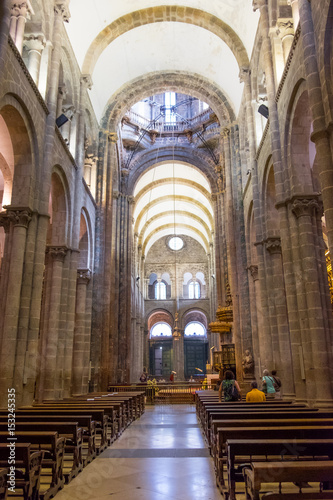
[258,104,269,119]
[56,113,68,128]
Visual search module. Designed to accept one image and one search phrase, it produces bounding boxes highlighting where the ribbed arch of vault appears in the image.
[82,5,249,77]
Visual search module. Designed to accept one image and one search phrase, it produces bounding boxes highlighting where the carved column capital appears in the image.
[239,66,251,84]
[291,198,322,218]
[47,245,68,262]
[108,132,118,143]
[113,190,120,200]
[62,104,76,120]
[11,2,34,19]
[276,20,294,39]
[23,33,46,53]
[248,264,259,281]
[7,208,32,228]
[221,127,230,139]
[54,1,70,22]
[127,195,135,205]
[58,85,67,99]
[252,0,267,12]
[77,268,91,285]
[80,74,93,90]
[0,213,11,233]
[265,237,282,255]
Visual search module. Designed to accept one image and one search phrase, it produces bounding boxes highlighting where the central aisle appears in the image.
[54,404,222,500]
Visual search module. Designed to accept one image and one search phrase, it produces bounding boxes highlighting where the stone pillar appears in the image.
[10,1,33,54]
[288,0,300,28]
[292,198,333,404]
[172,334,184,380]
[298,0,333,260]
[0,214,11,339]
[0,0,11,76]
[253,0,300,393]
[42,246,68,400]
[239,66,273,371]
[72,269,91,395]
[276,21,294,63]
[265,237,294,396]
[23,33,46,85]
[0,208,32,405]
[56,85,67,119]
[247,265,261,380]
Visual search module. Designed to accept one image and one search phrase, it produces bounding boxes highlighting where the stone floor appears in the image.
[53,404,223,500]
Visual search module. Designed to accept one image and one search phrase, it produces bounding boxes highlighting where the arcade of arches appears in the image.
[0,0,333,407]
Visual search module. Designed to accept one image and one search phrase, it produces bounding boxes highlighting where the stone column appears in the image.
[56,85,67,119]
[23,33,46,85]
[247,265,261,380]
[10,1,33,54]
[288,0,300,28]
[298,0,333,260]
[276,21,294,63]
[0,0,11,76]
[0,214,11,340]
[42,246,68,400]
[240,66,273,370]
[0,208,32,405]
[172,334,185,381]
[292,198,333,404]
[72,269,91,395]
[265,237,294,396]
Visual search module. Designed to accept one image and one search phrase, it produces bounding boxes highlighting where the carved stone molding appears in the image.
[77,268,91,285]
[80,74,93,90]
[239,66,251,84]
[221,127,230,139]
[62,104,76,121]
[265,237,282,255]
[248,264,259,281]
[7,208,32,228]
[108,132,118,143]
[291,198,322,219]
[54,2,70,22]
[47,246,68,262]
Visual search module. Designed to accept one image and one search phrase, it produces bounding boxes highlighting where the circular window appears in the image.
[168,236,184,251]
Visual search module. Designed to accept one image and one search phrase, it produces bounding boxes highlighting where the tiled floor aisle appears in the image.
[54,404,222,500]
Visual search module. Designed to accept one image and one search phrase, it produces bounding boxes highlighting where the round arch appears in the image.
[82,6,249,78]
[102,71,236,130]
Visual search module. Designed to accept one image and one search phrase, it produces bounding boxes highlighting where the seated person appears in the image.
[246,380,266,402]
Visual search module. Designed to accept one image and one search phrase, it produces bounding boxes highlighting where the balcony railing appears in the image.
[124,108,216,133]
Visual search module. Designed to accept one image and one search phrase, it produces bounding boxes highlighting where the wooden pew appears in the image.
[243,460,333,500]
[30,404,115,445]
[209,413,333,457]
[0,468,7,500]
[0,443,43,500]
[226,439,333,500]
[33,401,122,437]
[0,413,96,464]
[205,408,325,444]
[0,422,82,483]
[215,426,333,488]
[0,432,64,500]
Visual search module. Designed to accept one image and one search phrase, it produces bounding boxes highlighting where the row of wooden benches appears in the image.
[195,391,333,500]
[0,391,145,500]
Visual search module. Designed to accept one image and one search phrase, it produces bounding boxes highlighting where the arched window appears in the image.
[155,281,166,300]
[151,322,172,338]
[189,281,200,299]
[184,321,206,337]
